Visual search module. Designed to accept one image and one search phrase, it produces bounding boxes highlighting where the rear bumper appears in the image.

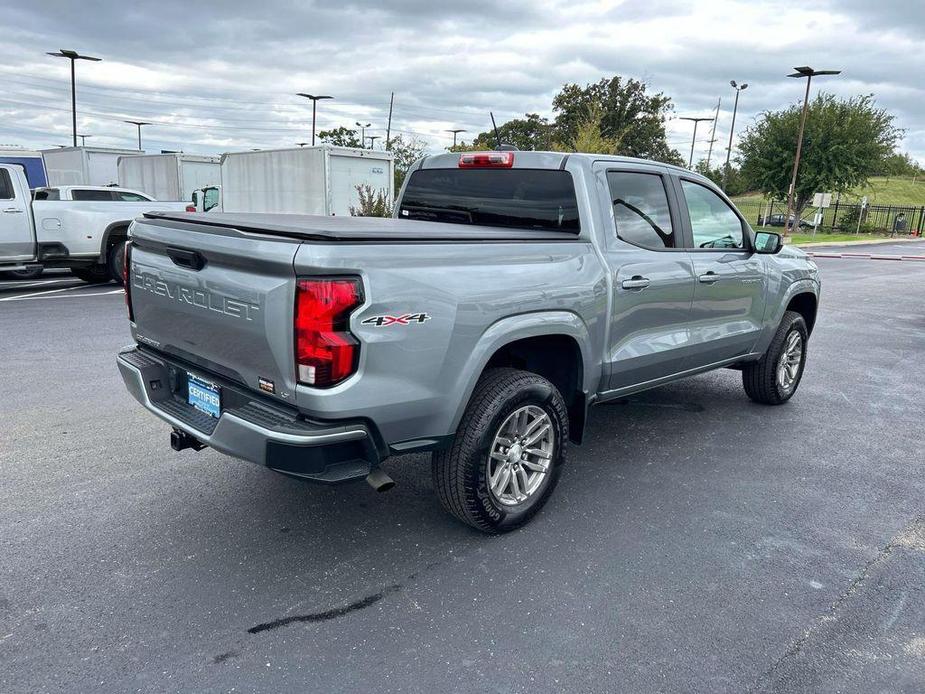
[117,346,381,483]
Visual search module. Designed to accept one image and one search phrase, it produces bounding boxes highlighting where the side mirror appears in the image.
[754,231,783,254]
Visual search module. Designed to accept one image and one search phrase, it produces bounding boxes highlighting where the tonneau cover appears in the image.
[141,211,581,242]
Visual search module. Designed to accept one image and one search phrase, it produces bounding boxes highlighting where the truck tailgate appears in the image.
[128,217,301,403]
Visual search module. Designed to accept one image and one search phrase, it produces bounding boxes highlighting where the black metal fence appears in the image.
[733,199,925,235]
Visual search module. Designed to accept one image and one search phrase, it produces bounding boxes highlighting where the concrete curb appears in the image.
[794,237,922,248]
[808,252,925,262]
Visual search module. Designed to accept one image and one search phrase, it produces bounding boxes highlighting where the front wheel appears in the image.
[432,368,568,533]
[742,311,808,405]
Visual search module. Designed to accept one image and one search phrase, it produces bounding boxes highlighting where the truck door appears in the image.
[597,165,696,391]
[673,176,767,366]
[0,165,35,262]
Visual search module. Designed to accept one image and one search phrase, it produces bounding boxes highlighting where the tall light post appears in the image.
[366,135,380,149]
[679,116,714,169]
[723,80,748,191]
[783,66,841,235]
[296,142,309,147]
[47,49,102,147]
[356,122,371,148]
[77,134,91,146]
[296,93,333,146]
[445,128,466,147]
[124,120,151,150]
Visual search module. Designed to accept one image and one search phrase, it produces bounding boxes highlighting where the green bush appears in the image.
[349,185,394,218]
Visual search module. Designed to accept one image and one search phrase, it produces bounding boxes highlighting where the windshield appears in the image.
[399,168,580,232]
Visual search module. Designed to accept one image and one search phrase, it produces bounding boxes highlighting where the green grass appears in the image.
[788,232,882,245]
[732,176,925,207]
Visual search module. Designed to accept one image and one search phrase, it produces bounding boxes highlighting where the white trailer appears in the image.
[219,146,394,215]
[41,146,142,187]
[117,154,221,202]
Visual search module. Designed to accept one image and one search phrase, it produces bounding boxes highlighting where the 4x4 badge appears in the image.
[361,313,431,327]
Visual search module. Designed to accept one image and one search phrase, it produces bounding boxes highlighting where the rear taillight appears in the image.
[295,277,363,388]
[185,204,196,212]
[124,240,134,322]
[458,151,514,168]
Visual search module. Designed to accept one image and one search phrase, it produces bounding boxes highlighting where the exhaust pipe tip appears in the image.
[366,468,395,492]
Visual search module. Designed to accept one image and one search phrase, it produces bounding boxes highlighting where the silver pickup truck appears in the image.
[117,150,820,532]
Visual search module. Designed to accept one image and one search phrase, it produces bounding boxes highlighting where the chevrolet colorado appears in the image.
[117,150,820,532]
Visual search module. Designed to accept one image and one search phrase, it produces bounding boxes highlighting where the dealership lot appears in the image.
[2,246,924,693]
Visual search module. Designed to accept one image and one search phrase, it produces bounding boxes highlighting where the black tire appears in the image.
[5,266,43,280]
[107,240,127,285]
[71,266,111,284]
[742,311,808,405]
[432,368,568,533]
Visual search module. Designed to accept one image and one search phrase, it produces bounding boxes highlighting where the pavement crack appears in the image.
[750,516,925,692]
[247,583,402,634]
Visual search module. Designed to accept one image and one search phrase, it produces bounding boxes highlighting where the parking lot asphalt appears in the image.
[2,249,924,693]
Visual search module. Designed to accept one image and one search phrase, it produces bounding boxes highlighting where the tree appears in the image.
[551,77,684,165]
[695,160,749,197]
[317,126,362,148]
[470,113,552,150]
[387,134,427,192]
[874,151,924,178]
[738,93,900,218]
[349,184,393,217]
[551,109,619,154]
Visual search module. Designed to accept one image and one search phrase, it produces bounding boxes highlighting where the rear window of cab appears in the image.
[399,169,580,233]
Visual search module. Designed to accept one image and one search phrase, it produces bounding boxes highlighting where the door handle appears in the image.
[621,276,650,290]
[698,272,721,284]
[2,208,24,214]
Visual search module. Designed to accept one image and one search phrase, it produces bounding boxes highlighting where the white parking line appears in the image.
[0,277,79,289]
[0,289,124,301]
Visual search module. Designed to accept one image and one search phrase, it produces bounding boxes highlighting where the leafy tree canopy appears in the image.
[387,133,427,192]
[738,93,900,213]
[317,126,362,148]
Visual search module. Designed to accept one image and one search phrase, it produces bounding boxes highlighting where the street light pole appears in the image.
[124,120,151,150]
[77,134,91,146]
[366,135,380,149]
[47,49,102,147]
[723,80,748,191]
[783,66,841,235]
[445,129,466,147]
[680,116,714,169]
[296,93,333,146]
[356,122,371,149]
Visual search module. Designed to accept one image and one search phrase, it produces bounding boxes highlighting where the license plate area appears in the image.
[187,372,221,418]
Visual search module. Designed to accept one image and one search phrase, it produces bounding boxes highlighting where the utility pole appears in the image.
[706,98,721,167]
[679,116,714,169]
[445,129,466,148]
[47,49,102,147]
[366,135,380,149]
[723,81,748,191]
[385,91,394,150]
[124,120,150,150]
[783,67,841,235]
[296,93,333,146]
[356,122,371,149]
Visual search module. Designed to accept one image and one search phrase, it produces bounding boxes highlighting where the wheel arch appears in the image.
[100,220,132,261]
[786,291,818,335]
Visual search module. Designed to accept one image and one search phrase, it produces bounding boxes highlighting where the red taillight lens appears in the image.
[295,277,363,388]
[458,151,514,168]
[124,240,134,322]
[185,204,196,212]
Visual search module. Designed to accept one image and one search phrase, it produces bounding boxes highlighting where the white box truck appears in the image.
[41,146,142,187]
[219,146,394,215]
[117,153,220,202]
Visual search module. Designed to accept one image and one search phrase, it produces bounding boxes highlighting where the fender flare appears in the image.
[755,278,820,355]
[99,220,132,262]
[447,310,596,435]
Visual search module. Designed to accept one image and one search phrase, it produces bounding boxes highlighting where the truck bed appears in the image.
[142,211,581,243]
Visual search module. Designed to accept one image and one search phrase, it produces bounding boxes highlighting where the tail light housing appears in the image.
[295,277,363,388]
[458,151,514,168]
[185,204,196,212]
[124,240,134,322]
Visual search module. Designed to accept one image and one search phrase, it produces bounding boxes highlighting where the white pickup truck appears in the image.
[0,165,188,283]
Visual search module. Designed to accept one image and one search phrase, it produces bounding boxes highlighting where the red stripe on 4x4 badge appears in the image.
[361,313,431,327]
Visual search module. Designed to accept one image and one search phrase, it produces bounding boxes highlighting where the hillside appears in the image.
[732,176,925,207]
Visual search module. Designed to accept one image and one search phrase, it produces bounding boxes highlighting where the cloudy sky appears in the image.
[1,0,923,165]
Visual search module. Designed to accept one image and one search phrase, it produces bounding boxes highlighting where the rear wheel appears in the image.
[107,240,127,285]
[71,265,111,284]
[742,311,808,405]
[432,368,568,533]
[5,266,43,280]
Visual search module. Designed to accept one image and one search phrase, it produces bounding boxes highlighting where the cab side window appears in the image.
[606,171,675,250]
[0,169,14,199]
[680,180,745,249]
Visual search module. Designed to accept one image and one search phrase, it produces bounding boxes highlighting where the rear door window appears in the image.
[399,169,580,232]
[115,191,151,201]
[72,189,117,201]
[607,171,675,250]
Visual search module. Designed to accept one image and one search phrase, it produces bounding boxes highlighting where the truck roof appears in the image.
[419,150,699,178]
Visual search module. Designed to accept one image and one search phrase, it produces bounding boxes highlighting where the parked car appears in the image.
[117,150,820,532]
[763,213,813,229]
[0,165,188,284]
[33,185,154,202]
